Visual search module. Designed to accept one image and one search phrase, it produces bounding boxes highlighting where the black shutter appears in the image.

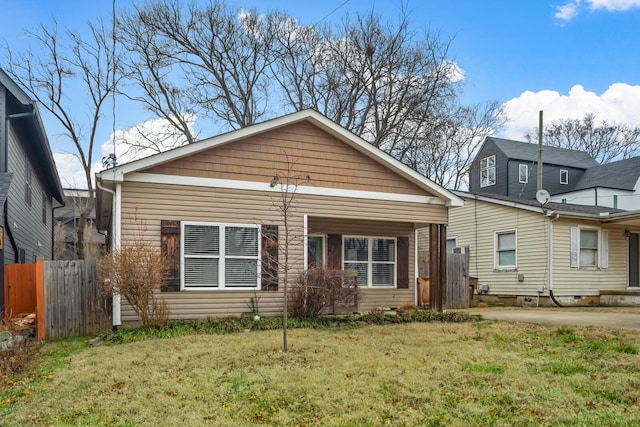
[397,236,409,289]
[261,224,278,291]
[161,220,180,292]
[327,234,342,270]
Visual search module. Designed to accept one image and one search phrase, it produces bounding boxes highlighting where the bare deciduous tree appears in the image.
[2,21,120,259]
[267,153,310,353]
[525,113,640,164]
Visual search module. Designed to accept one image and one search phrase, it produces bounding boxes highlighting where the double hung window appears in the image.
[343,237,396,287]
[480,155,496,187]
[183,222,259,289]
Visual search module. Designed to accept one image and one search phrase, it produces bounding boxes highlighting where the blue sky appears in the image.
[3,0,640,186]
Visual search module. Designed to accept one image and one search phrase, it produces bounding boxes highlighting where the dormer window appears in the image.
[518,164,528,184]
[480,155,496,187]
[560,169,568,185]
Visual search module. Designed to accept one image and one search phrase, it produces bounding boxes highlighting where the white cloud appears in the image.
[501,83,640,140]
[555,1,581,21]
[56,115,195,189]
[588,0,640,10]
[555,0,640,21]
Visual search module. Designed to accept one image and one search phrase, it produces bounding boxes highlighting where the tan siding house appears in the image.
[96,110,462,324]
[446,192,640,306]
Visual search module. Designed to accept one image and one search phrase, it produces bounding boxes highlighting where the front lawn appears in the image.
[2,320,639,426]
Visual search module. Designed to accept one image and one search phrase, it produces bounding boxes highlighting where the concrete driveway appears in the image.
[461,307,640,330]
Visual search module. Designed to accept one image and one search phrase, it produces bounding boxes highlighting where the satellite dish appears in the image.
[536,189,551,205]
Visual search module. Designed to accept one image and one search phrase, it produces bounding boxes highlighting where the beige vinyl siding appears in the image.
[144,122,430,197]
[551,221,627,295]
[448,197,629,297]
[448,198,548,296]
[118,182,434,321]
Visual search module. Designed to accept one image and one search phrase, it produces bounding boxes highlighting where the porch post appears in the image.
[429,224,441,312]
[439,223,447,311]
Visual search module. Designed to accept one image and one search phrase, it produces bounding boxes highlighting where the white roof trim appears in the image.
[126,172,445,205]
[96,109,463,207]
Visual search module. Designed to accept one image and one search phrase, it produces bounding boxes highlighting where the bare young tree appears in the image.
[525,113,640,164]
[268,153,310,353]
[2,21,120,259]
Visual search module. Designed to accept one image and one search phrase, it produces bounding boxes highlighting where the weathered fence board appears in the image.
[446,253,469,309]
[417,251,470,309]
[42,260,110,340]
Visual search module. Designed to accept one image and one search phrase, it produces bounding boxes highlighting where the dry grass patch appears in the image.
[2,322,640,426]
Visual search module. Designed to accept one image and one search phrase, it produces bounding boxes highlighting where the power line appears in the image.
[314,0,351,27]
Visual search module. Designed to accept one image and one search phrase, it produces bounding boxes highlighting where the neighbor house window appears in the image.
[518,164,528,183]
[446,238,457,253]
[570,227,608,269]
[41,193,47,225]
[560,169,568,185]
[343,236,396,287]
[25,162,32,206]
[182,222,259,289]
[480,155,496,187]
[495,231,516,268]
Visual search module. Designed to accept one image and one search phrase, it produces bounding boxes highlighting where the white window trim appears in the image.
[446,237,458,253]
[343,236,397,288]
[480,155,496,188]
[519,164,528,184]
[560,169,568,185]
[181,221,261,290]
[570,226,608,269]
[494,230,517,269]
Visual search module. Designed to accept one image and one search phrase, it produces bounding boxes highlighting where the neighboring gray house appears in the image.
[550,157,640,210]
[469,137,598,199]
[54,189,105,260]
[0,69,64,309]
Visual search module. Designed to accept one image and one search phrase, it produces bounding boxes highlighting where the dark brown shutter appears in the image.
[161,220,181,292]
[327,234,342,270]
[261,224,278,291]
[397,236,409,288]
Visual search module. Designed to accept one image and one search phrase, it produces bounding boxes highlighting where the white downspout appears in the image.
[549,213,560,305]
[414,229,419,306]
[96,179,121,327]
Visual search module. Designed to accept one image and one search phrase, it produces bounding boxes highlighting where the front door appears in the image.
[629,233,640,287]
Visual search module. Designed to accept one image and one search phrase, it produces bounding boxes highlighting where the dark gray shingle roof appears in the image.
[488,137,599,169]
[572,156,640,191]
[458,190,626,216]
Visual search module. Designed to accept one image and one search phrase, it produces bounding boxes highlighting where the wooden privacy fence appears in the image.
[417,252,470,309]
[4,260,111,339]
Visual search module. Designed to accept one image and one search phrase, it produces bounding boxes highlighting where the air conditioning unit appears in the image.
[453,246,469,254]
[477,283,490,294]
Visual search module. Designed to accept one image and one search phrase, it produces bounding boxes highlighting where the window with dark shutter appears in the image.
[397,236,409,288]
[261,224,278,291]
[161,220,181,292]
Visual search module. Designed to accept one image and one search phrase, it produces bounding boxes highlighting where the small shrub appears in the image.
[288,269,360,317]
[100,240,170,328]
[0,314,41,381]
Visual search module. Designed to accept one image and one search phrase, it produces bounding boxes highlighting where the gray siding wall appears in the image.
[469,140,509,195]
[4,124,54,264]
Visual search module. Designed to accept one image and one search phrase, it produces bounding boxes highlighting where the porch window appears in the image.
[182,222,259,289]
[480,155,496,187]
[343,236,396,287]
[570,227,608,269]
[495,230,516,268]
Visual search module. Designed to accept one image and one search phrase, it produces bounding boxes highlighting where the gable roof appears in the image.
[571,156,640,191]
[455,190,626,217]
[485,137,599,169]
[97,109,464,207]
[0,68,64,204]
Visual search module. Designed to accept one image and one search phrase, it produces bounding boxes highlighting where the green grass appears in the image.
[2,316,640,426]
